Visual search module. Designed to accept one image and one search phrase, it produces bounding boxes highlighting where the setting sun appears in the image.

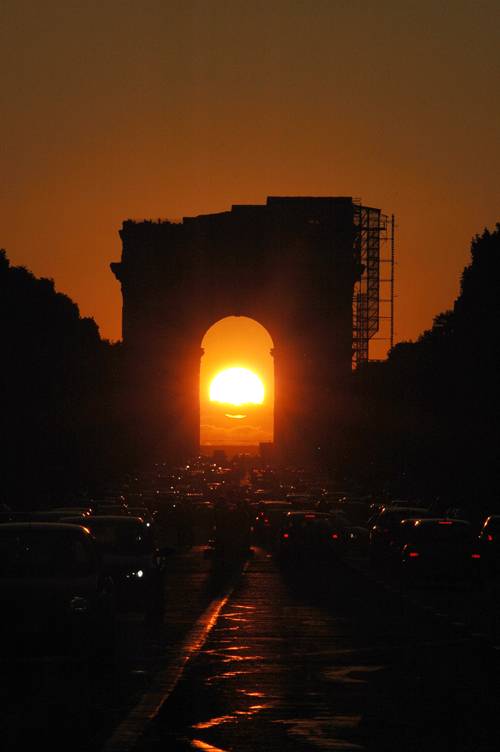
[209,367,265,406]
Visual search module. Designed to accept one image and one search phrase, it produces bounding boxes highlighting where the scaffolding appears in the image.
[352,202,394,368]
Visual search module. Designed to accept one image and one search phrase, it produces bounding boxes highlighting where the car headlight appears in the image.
[126,569,144,579]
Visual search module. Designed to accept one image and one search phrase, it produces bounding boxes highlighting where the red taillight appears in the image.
[408,551,420,558]
[283,533,289,539]
[471,553,481,559]
[487,534,494,542]
[438,521,453,525]
[331,533,339,540]
[264,518,270,525]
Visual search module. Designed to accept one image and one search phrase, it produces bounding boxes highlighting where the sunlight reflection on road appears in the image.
[191,739,228,751]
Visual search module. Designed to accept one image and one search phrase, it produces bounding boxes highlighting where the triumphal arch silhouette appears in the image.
[111,196,382,465]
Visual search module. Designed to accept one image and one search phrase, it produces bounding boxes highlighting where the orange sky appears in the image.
[1,1,499,358]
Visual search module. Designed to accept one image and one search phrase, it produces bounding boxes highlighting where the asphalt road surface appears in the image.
[3,544,499,751]
[133,548,498,752]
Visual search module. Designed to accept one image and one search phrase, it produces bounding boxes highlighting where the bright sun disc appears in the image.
[209,367,265,406]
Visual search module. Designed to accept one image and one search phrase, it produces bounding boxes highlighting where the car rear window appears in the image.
[288,515,334,530]
[83,521,153,554]
[0,530,96,578]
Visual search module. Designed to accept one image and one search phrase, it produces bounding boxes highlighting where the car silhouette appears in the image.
[398,518,481,583]
[0,523,116,661]
[277,511,347,564]
[478,514,500,576]
[66,515,170,616]
[368,506,431,565]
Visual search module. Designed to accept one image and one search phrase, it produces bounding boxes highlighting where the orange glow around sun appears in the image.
[200,316,274,448]
[209,367,265,406]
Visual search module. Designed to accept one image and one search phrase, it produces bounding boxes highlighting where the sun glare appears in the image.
[209,367,265,406]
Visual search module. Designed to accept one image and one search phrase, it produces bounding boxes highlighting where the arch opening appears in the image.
[199,316,274,455]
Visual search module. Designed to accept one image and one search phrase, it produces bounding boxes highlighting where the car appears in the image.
[252,500,292,546]
[369,506,431,565]
[398,518,481,583]
[478,515,500,576]
[0,523,116,661]
[66,515,170,616]
[328,510,370,548]
[277,511,346,563]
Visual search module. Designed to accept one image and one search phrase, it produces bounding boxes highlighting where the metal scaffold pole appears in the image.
[390,214,395,351]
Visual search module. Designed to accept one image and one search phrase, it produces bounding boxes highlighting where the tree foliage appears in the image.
[347,224,500,513]
[0,251,133,505]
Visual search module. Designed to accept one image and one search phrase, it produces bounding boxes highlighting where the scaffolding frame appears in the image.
[352,202,394,368]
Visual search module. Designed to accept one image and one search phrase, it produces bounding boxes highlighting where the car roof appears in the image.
[259,499,291,505]
[0,522,92,534]
[413,517,470,525]
[257,502,291,509]
[380,507,429,516]
[67,515,146,524]
[401,517,471,527]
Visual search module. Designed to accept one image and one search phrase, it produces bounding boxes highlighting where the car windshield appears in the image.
[0,529,96,578]
[84,521,153,554]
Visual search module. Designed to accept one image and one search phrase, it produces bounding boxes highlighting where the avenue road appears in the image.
[3,536,500,751]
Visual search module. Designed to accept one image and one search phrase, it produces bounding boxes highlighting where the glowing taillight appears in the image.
[408,551,420,558]
[331,533,339,540]
[487,534,494,542]
[471,553,481,559]
[283,533,289,539]
[264,518,270,524]
[438,521,453,525]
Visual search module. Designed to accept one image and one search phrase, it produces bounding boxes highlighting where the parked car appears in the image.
[398,518,481,583]
[67,515,169,616]
[0,523,116,660]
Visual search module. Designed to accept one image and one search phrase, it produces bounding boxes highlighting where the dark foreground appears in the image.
[2,544,500,751]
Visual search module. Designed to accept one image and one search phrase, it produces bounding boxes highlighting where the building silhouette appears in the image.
[111,196,386,465]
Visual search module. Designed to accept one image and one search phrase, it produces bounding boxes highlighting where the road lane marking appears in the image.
[102,563,248,752]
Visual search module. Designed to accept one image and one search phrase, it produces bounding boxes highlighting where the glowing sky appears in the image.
[1,1,499,357]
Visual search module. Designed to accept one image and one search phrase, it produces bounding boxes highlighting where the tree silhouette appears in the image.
[0,251,134,507]
[345,223,500,516]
